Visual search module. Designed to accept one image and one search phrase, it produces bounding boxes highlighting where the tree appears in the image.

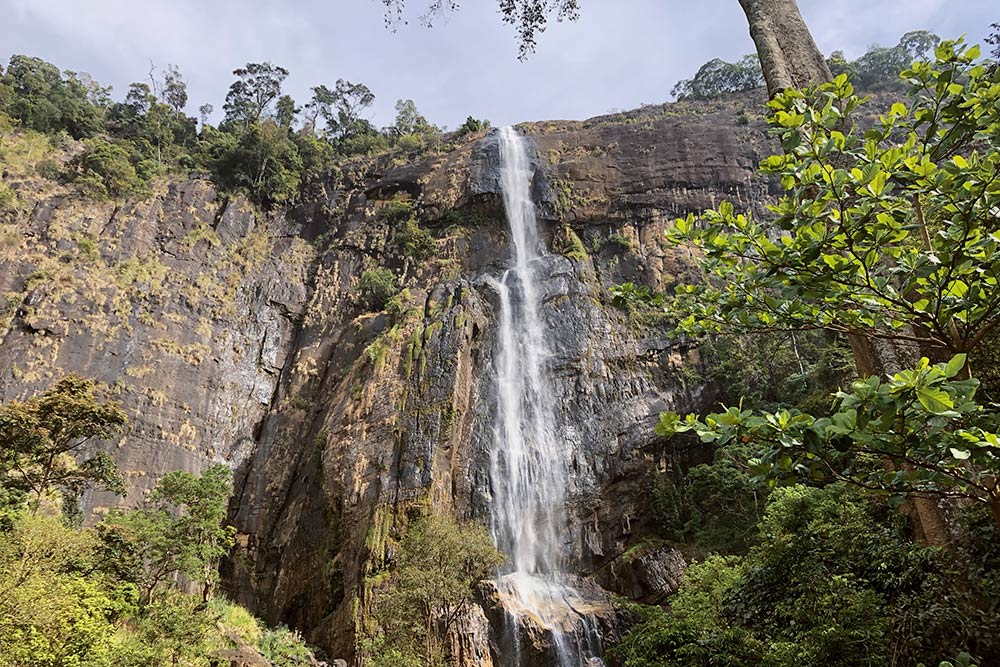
[638,42,1000,528]
[275,94,299,129]
[105,463,236,604]
[0,376,127,508]
[222,62,289,129]
[0,512,136,667]
[322,79,375,140]
[671,54,763,100]
[392,98,438,137]
[988,23,1000,61]
[455,116,490,136]
[369,514,504,667]
[302,84,334,133]
[610,484,999,666]
[198,103,213,126]
[852,30,940,87]
[2,55,104,138]
[162,64,188,114]
[66,137,147,199]
[203,112,303,208]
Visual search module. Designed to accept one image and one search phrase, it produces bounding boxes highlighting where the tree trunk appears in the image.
[739,0,949,545]
[737,0,832,96]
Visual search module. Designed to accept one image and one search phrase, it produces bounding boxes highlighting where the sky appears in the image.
[0,0,995,130]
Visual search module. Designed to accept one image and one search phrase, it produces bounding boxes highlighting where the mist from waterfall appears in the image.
[488,126,603,667]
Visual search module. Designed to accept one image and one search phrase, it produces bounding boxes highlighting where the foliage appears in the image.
[0,512,136,667]
[381,0,579,58]
[613,484,999,667]
[988,23,1000,60]
[655,43,1000,361]
[0,52,457,209]
[368,513,504,667]
[377,195,434,260]
[306,79,375,141]
[104,464,236,603]
[652,442,767,554]
[209,119,303,207]
[1,55,104,138]
[393,217,435,259]
[0,483,315,666]
[849,30,940,87]
[455,115,490,136]
[658,354,1000,524]
[161,64,188,114]
[222,62,289,129]
[65,136,148,199]
[638,42,1000,525]
[671,54,763,100]
[392,98,439,138]
[684,331,853,414]
[0,375,127,507]
[358,268,398,312]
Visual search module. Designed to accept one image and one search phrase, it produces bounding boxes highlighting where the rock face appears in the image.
[0,177,316,509]
[0,93,774,664]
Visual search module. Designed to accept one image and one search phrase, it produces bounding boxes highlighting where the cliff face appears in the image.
[0,94,774,662]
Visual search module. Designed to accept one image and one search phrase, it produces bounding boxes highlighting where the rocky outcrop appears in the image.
[0,92,775,664]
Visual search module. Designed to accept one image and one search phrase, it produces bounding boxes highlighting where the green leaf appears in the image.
[949,448,971,460]
[944,354,967,379]
[916,386,953,414]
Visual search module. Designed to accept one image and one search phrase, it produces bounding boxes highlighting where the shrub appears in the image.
[66,137,146,199]
[395,133,424,152]
[394,217,435,260]
[377,196,414,225]
[455,116,490,136]
[613,484,995,667]
[358,268,397,312]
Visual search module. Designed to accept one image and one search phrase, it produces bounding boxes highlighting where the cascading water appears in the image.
[488,126,604,667]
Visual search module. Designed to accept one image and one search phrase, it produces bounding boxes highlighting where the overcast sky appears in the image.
[1,1,995,129]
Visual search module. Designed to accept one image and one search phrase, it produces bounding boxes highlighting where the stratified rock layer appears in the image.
[0,94,774,664]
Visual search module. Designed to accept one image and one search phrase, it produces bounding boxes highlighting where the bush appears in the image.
[652,442,766,554]
[66,137,146,199]
[377,196,414,224]
[614,484,998,667]
[394,217,435,260]
[395,133,424,152]
[206,120,302,208]
[358,268,397,312]
[455,116,489,136]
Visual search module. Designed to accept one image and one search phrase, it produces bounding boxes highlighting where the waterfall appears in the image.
[488,126,603,667]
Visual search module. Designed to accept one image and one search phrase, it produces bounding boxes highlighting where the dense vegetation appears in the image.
[0,55,489,209]
[364,514,504,667]
[0,377,317,667]
[612,36,1000,667]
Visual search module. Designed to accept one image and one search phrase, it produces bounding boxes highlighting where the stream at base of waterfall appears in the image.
[487,126,605,667]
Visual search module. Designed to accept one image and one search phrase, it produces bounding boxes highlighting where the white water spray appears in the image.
[488,126,603,667]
